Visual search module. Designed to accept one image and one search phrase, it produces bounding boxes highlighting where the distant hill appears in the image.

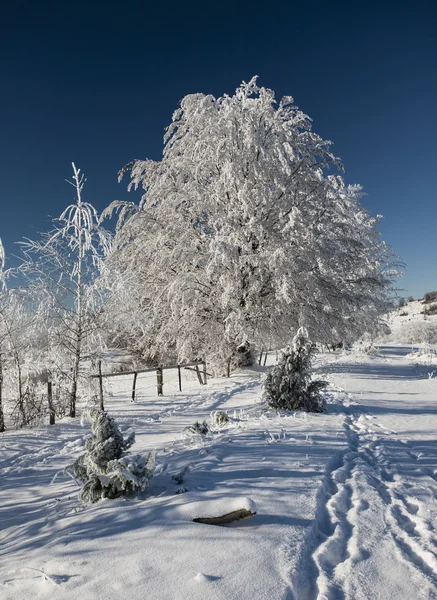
[382,296,437,345]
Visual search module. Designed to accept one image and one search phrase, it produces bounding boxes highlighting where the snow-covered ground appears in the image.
[383,299,437,348]
[1,347,437,599]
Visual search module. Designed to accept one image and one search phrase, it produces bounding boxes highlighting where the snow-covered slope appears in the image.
[382,299,437,346]
[1,349,437,599]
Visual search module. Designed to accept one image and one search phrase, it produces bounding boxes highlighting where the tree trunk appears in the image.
[0,352,5,433]
[157,367,163,396]
[16,354,25,426]
[132,371,138,402]
[70,227,84,418]
[227,356,232,378]
[98,360,104,410]
[69,169,86,419]
[70,344,80,418]
[47,381,55,425]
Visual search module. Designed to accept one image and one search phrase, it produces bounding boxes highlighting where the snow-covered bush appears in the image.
[406,345,437,365]
[386,320,437,345]
[67,409,154,504]
[211,410,230,429]
[424,303,437,316]
[182,420,209,440]
[263,328,327,412]
[424,291,437,303]
[350,335,379,357]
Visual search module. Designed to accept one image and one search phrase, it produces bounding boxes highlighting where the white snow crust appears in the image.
[1,347,437,599]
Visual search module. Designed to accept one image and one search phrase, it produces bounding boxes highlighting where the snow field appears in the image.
[1,347,437,599]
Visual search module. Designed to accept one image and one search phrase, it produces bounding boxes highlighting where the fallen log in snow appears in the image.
[193,508,256,525]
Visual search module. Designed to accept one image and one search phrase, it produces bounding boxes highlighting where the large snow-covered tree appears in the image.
[104,77,397,373]
[20,164,112,417]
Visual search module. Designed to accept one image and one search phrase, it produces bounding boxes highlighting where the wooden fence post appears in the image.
[157,367,163,396]
[195,364,204,385]
[178,365,182,392]
[263,352,268,366]
[227,356,232,378]
[98,360,104,410]
[202,360,207,385]
[132,371,138,402]
[47,381,55,425]
[258,350,263,366]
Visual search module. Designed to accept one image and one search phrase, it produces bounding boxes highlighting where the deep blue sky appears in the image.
[1,0,436,298]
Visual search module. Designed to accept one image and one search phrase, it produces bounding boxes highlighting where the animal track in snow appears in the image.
[309,409,437,599]
[350,414,437,587]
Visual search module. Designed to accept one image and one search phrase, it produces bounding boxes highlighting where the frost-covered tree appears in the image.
[0,284,61,428]
[263,328,327,412]
[0,237,6,431]
[424,291,437,303]
[0,244,39,429]
[20,164,112,417]
[0,292,32,426]
[97,265,154,362]
[104,77,398,374]
[67,409,154,503]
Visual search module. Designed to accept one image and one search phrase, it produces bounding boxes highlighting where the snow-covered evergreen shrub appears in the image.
[210,411,230,428]
[263,328,327,412]
[67,409,154,504]
[182,420,209,438]
[235,342,255,367]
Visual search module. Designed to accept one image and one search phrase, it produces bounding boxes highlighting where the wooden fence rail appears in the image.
[91,360,209,407]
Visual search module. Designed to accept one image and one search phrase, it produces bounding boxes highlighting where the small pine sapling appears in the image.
[263,328,327,412]
[67,408,154,503]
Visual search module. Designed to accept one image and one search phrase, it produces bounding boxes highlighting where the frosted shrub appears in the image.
[263,328,327,412]
[406,345,437,365]
[183,420,209,437]
[391,321,437,345]
[182,420,210,444]
[424,291,437,303]
[67,409,154,504]
[211,410,230,429]
[424,303,437,316]
[350,335,379,357]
